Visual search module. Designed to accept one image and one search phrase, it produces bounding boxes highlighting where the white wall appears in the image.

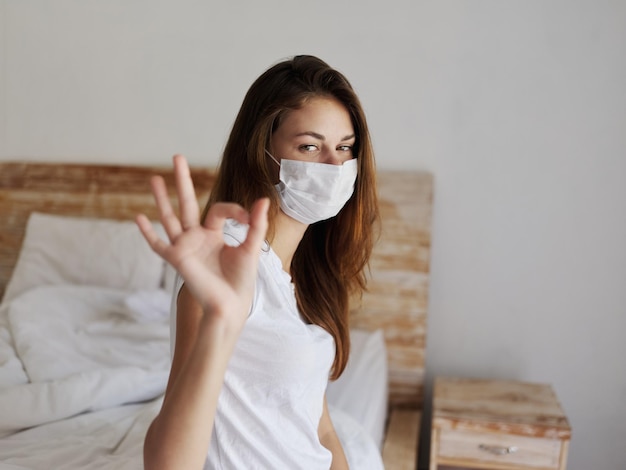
[2,1,625,469]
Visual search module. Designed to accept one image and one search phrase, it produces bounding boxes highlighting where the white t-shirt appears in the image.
[170,220,335,470]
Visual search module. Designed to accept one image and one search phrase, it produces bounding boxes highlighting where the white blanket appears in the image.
[0,398,162,469]
[0,284,383,469]
[0,285,170,469]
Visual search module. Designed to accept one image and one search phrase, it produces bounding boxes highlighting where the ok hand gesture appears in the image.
[136,155,269,332]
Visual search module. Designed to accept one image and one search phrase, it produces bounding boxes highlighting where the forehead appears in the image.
[277,97,354,136]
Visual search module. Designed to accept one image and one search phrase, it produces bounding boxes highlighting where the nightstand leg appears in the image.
[559,440,570,470]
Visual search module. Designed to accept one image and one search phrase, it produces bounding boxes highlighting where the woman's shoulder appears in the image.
[224,219,272,258]
[223,219,248,247]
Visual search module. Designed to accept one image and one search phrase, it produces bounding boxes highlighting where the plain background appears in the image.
[1,1,625,469]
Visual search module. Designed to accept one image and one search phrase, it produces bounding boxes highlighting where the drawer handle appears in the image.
[478,444,519,456]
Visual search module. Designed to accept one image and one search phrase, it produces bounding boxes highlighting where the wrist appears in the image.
[197,307,245,347]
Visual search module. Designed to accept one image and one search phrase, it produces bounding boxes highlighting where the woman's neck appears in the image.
[270,211,309,273]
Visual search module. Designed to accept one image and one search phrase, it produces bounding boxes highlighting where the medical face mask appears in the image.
[265,150,358,225]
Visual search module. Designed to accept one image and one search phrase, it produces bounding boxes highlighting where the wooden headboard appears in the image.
[0,162,432,409]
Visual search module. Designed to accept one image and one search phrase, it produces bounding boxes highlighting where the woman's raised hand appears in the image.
[136,155,269,330]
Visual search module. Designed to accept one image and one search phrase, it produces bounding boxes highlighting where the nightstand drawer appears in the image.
[430,378,571,470]
[438,428,562,469]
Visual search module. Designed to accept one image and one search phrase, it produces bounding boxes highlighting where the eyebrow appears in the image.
[295,131,356,141]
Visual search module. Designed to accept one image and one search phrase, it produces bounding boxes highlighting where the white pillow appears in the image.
[326,328,388,450]
[2,212,165,304]
[328,405,385,470]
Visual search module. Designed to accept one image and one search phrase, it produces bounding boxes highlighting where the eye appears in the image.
[299,144,319,152]
[337,145,353,152]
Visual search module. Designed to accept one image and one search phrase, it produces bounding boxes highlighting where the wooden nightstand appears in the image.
[429,377,571,470]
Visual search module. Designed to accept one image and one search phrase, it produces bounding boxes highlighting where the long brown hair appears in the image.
[205,55,379,379]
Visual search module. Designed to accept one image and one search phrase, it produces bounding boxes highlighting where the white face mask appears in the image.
[265,150,358,225]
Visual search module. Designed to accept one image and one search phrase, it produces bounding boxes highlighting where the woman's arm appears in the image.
[137,155,269,470]
[142,288,238,470]
[319,395,349,470]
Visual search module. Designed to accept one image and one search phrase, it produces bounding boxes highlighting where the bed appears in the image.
[0,161,433,469]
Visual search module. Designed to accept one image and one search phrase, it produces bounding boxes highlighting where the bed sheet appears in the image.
[0,398,160,469]
[0,283,384,469]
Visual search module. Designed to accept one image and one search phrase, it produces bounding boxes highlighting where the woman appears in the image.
[137,55,379,469]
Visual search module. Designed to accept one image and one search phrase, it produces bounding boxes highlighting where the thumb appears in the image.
[241,198,270,253]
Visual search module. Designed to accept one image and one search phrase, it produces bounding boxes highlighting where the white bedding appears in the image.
[0,213,386,469]
[0,284,385,469]
[0,398,161,469]
[0,285,170,470]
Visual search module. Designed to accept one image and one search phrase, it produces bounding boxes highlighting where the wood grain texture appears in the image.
[351,170,432,407]
[432,377,571,439]
[382,408,422,470]
[437,429,562,469]
[0,162,432,412]
[430,377,571,470]
[0,162,215,302]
